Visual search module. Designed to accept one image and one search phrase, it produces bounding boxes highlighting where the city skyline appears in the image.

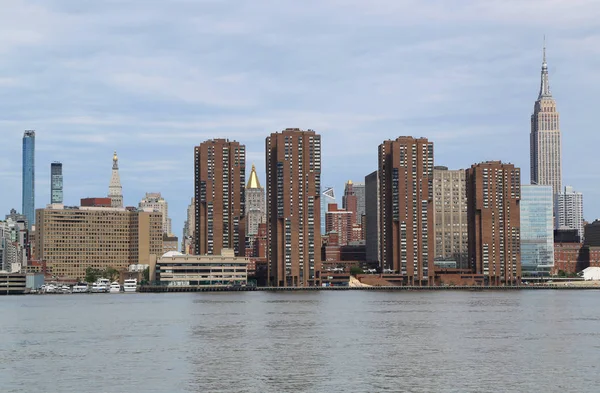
[1,1,599,235]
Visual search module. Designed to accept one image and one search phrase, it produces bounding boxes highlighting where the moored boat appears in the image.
[123,278,137,293]
[91,278,110,293]
[109,281,121,293]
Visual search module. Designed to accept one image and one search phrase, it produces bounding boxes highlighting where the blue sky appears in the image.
[1,0,599,236]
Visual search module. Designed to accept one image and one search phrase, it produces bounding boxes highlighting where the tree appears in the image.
[350,266,364,276]
[105,267,120,282]
[85,267,100,283]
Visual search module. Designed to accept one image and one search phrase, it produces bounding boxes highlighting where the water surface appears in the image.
[1,291,599,392]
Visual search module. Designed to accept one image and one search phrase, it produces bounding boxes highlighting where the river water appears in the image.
[1,290,600,392]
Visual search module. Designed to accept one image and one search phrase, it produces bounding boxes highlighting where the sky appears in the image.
[1,0,599,237]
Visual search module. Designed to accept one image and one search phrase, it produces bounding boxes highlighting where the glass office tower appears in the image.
[521,185,554,274]
[22,130,35,229]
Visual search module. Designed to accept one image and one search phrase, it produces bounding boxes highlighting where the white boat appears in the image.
[72,282,89,293]
[43,284,58,293]
[91,278,110,293]
[123,278,137,293]
[109,281,121,293]
[60,285,71,294]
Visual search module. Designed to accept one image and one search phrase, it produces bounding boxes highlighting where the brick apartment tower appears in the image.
[194,139,246,256]
[378,136,434,285]
[266,128,322,287]
[325,203,353,246]
[466,161,521,285]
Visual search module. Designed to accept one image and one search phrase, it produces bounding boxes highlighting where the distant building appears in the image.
[466,161,521,285]
[194,139,246,256]
[139,192,171,234]
[35,203,163,281]
[325,203,353,246]
[182,198,195,253]
[245,164,265,237]
[584,220,600,247]
[81,197,112,207]
[162,233,179,255]
[530,44,562,196]
[353,182,366,226]
[22,130,35,230]
[342,181,358,224]
[0,219,27,272]
[50,162,63,204]
[151,249,247,286]
[554,186,584,240]
[520,185,554,273]
[365,171,379,264]
[266,128,321,287]
[108,151,124,208]
[320,187,335,235]
[433,166,468,268]
[378,137,434,284]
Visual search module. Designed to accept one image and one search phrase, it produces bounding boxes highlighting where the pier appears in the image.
[138,284,600,293]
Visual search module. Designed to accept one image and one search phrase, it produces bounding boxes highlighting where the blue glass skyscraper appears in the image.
[521,185,554,274]
[22,130,35,229]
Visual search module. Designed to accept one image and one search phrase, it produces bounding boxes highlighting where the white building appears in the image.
[0,218,27,272]
[582,267,600,281]
[139,192,171,234]
[555,186,584,241]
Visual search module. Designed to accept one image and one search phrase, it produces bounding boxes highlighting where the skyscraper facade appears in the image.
[378,136,434,284]
[22,130,35,229]
[108,151,124,208]
[530,44,562,195]
[466,161,521,285]
[433,166,468,268]
[554,186,584,241]
[139,192,171,234]
[365,171,379,264]
[245,164,266,237]
[194,139,246,256]
[266,128,321,287]
[320,187,335,234]
[342,181,358,223]
[50,162,63,204]
[353,182,366,224]
[520,185,554,273]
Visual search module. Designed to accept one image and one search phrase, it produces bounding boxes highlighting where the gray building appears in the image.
[50,162,63,204]
[521,185,554,273]
[433,166,468,268]
[245,164,265,237]
[365,171,379,264]
[22,130,35,230]
[353,182,365,223]
[555,186,584,241]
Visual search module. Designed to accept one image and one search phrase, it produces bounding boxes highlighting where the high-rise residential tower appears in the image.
[433,166,468,268]
[378,136,434,284]
[139,192,171,234]
[466,161,521,285]
[245,164,266,237]
[520,185,554,273]
[530,43,562,195]
[108,151,124,208]
[22,130,35,229]
[194,139,246,256]
[266,128,321,287]
[50,162,63,204]
[554,186,584,241]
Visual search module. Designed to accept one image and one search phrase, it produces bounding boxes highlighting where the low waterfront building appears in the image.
[151,249,248,286]
[0,272,26,295]
[35,201,163,281]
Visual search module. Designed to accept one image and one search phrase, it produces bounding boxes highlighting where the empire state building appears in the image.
[530,44,562,195]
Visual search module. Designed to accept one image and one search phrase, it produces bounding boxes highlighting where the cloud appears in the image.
[0,0,598,232]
